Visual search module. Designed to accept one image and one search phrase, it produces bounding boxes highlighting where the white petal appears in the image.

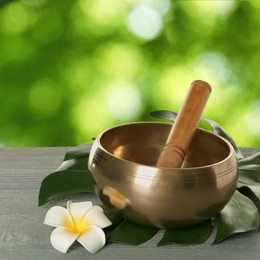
[77,225,106,254]
[84,206,112,228]
[67,201,93,220]
[44,206,73,228]
[50,227,79,253]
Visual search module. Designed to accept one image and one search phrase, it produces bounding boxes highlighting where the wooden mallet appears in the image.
[156,80,212,168]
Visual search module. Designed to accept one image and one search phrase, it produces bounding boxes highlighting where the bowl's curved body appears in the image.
[88,122,238,228]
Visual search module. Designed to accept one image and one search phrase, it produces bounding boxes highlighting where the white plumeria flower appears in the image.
[44,201,112,254]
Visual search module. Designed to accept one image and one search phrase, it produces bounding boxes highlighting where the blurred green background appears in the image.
[1,0,260,147]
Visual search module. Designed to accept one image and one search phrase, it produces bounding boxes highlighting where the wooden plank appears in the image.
[0,147,260,259]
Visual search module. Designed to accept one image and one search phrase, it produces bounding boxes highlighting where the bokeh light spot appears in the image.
[29,79,62,118]
[106,80,142,120]
[69,91,112,143]
[2,2,29,34]
[195,52,231,85]
[154,65,196,110]
[246,101,260,136]
[147,0,171,15]
[181,0,235,18]
[211,0,236,16]
[61,55,93,93]
[79,0,126,35]
[124,0,171,15]
[93,43,143,76]
[126,6,162,40]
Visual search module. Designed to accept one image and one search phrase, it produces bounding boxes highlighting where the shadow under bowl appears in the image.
[88,122,238,228]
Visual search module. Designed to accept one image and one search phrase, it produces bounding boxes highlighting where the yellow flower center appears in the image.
[64,216,90,234]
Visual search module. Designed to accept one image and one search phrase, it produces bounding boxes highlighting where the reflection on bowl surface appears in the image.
[88,122,238,228]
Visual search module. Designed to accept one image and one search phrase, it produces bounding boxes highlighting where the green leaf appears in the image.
[239,164,260,171]
[213,190,259,244]
[238,168,260,185]
[101,205,124,232]
[158,220,212,246]
[201,117,243,159]
[149,110,244,159]
[38,143,94,206]
[149,110,177,121]
[38,168,94,206]
[108,220,159,245]
[64,143,92,161]
[238,186,260,215]
[244,184,260,201]
[238,152,260,167]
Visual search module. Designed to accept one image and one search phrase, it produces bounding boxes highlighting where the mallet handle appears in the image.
[156,80,212,168]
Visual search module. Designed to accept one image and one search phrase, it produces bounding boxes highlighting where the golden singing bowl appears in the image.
[88,122,238,228]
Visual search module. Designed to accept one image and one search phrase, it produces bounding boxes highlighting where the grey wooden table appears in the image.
[1,147,260,260]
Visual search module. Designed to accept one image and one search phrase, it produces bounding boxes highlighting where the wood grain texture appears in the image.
[0,147,260,259]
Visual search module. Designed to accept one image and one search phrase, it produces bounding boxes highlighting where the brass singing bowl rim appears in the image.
[95,121,235,173]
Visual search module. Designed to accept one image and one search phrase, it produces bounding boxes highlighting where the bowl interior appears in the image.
[99,122,231,168]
